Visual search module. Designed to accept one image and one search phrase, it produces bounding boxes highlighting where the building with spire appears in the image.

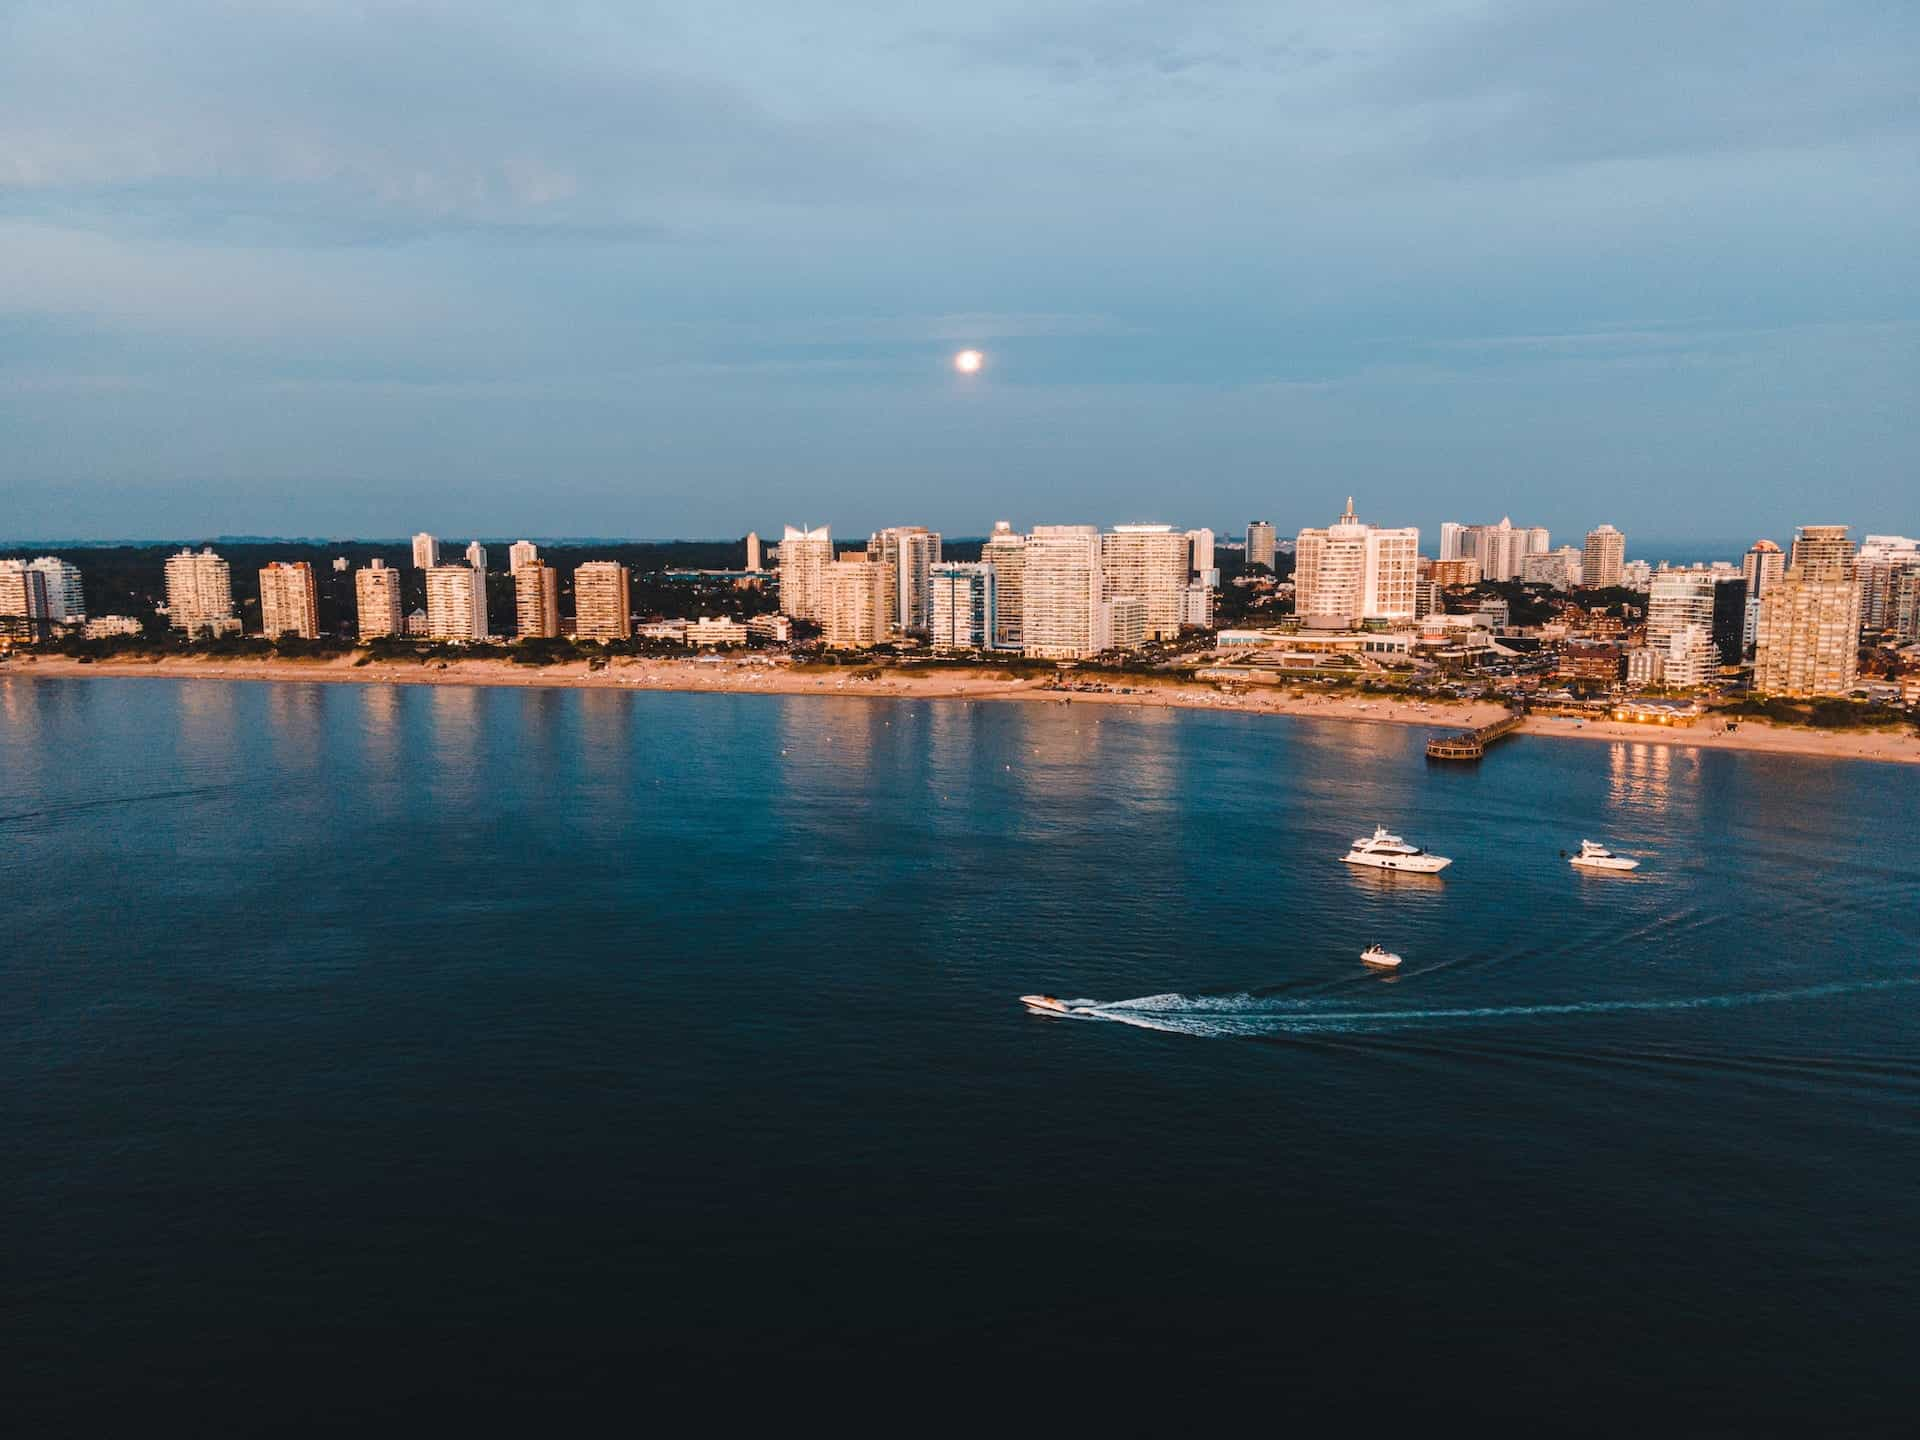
[1293,498,1418,625]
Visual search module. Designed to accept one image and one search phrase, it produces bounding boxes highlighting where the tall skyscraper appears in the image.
[929,562,997,650]
[1646,569,1717,665]
[981,522,1026,649]
[1293,498,1418,624]
[1755,525,1860,697]
[508,541,539,573]
[513,561,560,639]
[1855,535,1920,633]
[822,555,891,649]
[258,561,320,640]
[866,526,942,636]
[411,533,441,569]
[355,560,404,639]
[1245,521,1277,571]
[426,564,488,641]
[163,548,240,636]
[465,540,487,572]
[1438,522,1465,563]
[1582,525,1626,588]
[26,557,85,624]
[573,562,632,641]
[778,525,833,622]
[1102,524,1189,639]
[0,560,52,640]
[745,531,763,572]
[1023,525,1110,659]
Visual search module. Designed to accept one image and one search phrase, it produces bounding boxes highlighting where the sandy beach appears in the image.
[8,653,1918,765]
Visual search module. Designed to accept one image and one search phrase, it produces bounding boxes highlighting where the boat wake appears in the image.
[1058,976,1920,1039]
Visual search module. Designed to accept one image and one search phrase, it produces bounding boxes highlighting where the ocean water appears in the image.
[4,677,1917,1432]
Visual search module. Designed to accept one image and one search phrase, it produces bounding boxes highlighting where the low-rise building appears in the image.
[638,619,689,643]
[747,613,793,643]
[687,616,748,647]
[83,615,143,639]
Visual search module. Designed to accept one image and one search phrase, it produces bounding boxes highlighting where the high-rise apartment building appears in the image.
[508,541,539,573]
[746,531,763,572]
[355,559,404,639]
[1181,582,1215,629]
[822,555,891,649]
[464,540,487,572]
[514,561,560,639]
[411,533,441,569]
[164,548,240,636]
[1742,539,1785,600]
[1430,558,1482,587]
[1102,524,1189,639]
[27,557,85,624]
[1108,595,1148,652]
[1449,518,1550,582]
[1521,546,1585,591]
[981,522,1026,649]
[929,562,997,650]
[1439,522,1465,563]
[425,564,489,641]
[1890,568,1920,643]
[258,561,320,640]
[1659,625,1720,689]
[1186,528,1216,579]
[866,526,942,635]
[1754,525,1860,697]
[1582,525,1626,588]
[1245,521,1277,571]
[1024,526,1111,659]
[0,560,52,640]
[1293,498,1418,625]
[778,526,833,622]
[1855,535,1920,633]
[1645,569,1717,673]
[573,562,632,641]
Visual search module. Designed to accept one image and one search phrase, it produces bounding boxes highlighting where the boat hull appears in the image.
[1361,953,1403,969]
[1342,854,1451,874]
[1571,856,1639,871]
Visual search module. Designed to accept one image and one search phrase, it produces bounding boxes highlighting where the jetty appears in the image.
[1426,712,1524,762]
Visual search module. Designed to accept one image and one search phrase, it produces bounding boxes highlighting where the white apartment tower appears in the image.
[0,561,51,635]
[746,531,763,572]
[1186,529,1216,578]
[426,564,489,641]
[164,548,240,636]
[258,561,320,640]
[573,562,632,641]
[464,540,487,572]
[981,522,1026,649]
[929,562,997,650]
[1855,535,1920,633]
[1742,540,1786,600]
[1245,521,1277,571]
[1102,524,1189,640]
[355,560,404,639]
[1293,499,1418,625]
[778,526,833,622]
[1451,519,1550,582]
[1023,526,1111,659]
[1645,569,1717,672]
[508,541,539,573]
[514,561,560,639]
[411,533,441,569]
[1754,526,1860,697]
[822,555,891,649]
[1582,525,1627,589]
[866,526,942,635]
[27,558,85,624]
[1439,522,1465,563]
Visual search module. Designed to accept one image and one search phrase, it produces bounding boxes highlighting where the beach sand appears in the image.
[9,653,1917,765]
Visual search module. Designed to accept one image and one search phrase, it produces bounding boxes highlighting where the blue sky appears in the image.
[2,0,1915,543]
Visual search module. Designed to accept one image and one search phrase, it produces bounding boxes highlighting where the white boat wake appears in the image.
[1048,976,1920,1039]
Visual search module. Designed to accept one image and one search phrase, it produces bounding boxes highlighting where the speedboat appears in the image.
[1569,839,1640,872]
[1360,945,1403,970]
[1341,826,1452,874]
[1019,995,1076,1014]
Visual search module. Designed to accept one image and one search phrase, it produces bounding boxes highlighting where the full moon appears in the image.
[953,349,984,375]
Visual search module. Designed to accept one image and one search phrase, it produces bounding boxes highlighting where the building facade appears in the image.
[981,522,1026,649]
[508,541,539,573]
[1024,525,1110,659]
[1294,498,1418,625]
[573,562,632,641]
[26,557,85,624]
[1450,518,1550,582]
[1102,524,1188,640]
[1245,521,1277,571]
[777,525,833,622]
[355,559,404,639]
[1582,525,1626,589]
[513,561,560,639]
[164,548,240,636]
[0,561,52,640]
[258,561,320,640]
[929,562,997,650]
[1754,525,1860,697]
[866,526,942,636]
[411,533,441,569]
[1522,546,1585,591]
[425,564,489,641]
[1855,535,1920,634]
[822,555,891,649]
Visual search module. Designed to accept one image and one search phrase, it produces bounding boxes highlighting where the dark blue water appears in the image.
[5,678,1917,1433]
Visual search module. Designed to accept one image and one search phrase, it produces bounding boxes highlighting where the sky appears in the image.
[2,0,1916,544]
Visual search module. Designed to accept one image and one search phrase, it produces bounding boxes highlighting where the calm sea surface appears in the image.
[5,677,1917,1432]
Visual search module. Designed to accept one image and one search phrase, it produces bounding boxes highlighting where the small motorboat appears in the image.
[1360,945,1403,970]
[1019,994,1076,1014]
[1569,839,1640,872]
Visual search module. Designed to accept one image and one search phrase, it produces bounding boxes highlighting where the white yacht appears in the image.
[1341,826,1452,874]
[1360,944,1403,970]
[1569,840,1640,872]
[1019,995,1079,1015]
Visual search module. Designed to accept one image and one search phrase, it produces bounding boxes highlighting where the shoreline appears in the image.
[7,654,1918,765]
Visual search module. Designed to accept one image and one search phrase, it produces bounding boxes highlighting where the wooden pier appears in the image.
[1425,713,1524,762]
